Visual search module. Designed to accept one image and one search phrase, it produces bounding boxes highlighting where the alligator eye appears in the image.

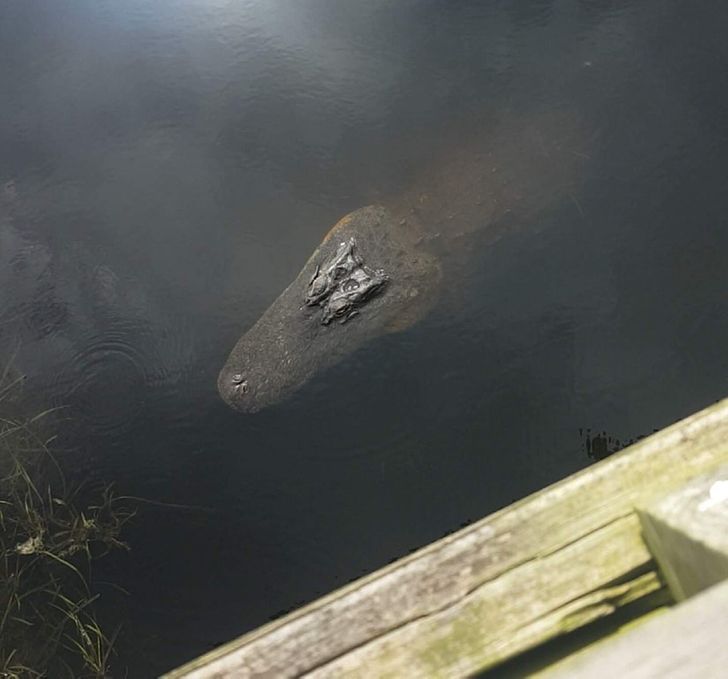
[342,278,360,293]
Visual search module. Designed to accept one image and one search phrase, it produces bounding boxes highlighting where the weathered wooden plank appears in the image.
[541,578,728,678]
[306,515,661,678]
[165,398,728,679]
[638,463,728,600]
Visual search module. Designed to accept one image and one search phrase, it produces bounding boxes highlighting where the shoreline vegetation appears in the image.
[1,363,134,678]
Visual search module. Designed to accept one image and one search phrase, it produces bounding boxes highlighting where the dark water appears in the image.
[1,0,727,675]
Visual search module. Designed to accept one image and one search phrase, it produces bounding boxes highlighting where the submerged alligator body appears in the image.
[218,110,592,413]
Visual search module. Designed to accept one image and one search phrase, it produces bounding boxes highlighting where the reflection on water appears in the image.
[1,0,728,675]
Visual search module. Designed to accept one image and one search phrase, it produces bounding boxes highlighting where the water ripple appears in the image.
[53,319,164,437]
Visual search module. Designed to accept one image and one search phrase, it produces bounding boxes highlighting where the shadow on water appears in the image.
[1,0,728,675]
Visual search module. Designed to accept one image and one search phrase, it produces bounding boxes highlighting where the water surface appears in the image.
[1,1,727,675]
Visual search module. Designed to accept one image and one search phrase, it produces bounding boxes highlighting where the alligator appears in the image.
[218,109,593,413]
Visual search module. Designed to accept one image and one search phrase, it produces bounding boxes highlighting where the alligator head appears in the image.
[218,205,440,413]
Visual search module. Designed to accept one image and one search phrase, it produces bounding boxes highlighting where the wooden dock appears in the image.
[164,397,728,678]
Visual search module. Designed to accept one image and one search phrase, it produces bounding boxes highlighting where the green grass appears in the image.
[0,365,134,678]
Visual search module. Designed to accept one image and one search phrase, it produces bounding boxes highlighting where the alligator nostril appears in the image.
[231,374,249,393]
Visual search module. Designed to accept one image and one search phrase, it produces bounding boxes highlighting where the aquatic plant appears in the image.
[0,364,134,678]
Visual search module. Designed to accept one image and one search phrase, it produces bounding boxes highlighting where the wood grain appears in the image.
[639,463,728,600]
[542,578,728,678]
